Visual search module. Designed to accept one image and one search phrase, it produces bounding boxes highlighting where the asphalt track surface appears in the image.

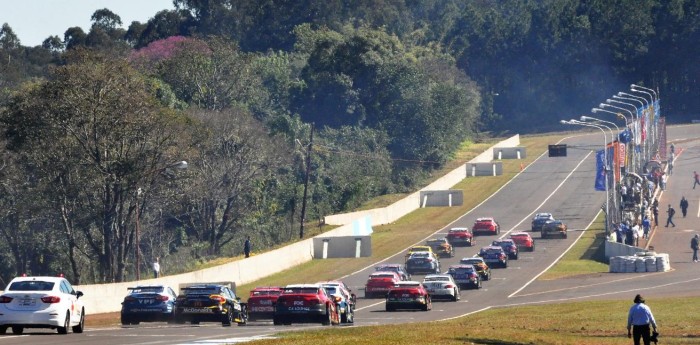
[4,125,699,345]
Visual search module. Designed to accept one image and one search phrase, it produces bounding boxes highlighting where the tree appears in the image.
[0,23,20,49]
[1,50,192,282]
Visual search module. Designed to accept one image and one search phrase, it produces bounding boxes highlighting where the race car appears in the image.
[459,257,492,281]
[446,227,475,247]
[472,217,501,236]
[422,274,460,301]
[0,275,85,335]
[405,252,441,275]
[478,245,508,268]
[365,271,402,298]
[492,239,519,260]
[510,232,535,252]
[375,264,411,281]
[446,264,481,290]
[542,220,568,238]
[274,284,340,326]
[120,285,177,325]
[318,281,355,324]
[174,284,247,326]
[426,238,455,258]
[404,246,434,262]
[532,213,554,231]
[385,281,432,311]
[246,287,283,321]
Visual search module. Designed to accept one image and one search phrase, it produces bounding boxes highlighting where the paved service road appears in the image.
[4,125,699,345]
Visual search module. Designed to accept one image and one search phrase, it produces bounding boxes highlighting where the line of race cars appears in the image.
[0,213,567,333]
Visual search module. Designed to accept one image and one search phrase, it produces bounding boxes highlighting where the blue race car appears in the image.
[121,285,178,325]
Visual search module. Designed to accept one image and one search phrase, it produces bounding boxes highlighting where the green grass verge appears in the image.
[248,297,700,345]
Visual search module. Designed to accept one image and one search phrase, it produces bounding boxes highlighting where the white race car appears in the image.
[421,274,460,301]
[0,275,85,335]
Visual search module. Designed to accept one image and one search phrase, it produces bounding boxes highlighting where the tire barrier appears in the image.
[609,252,670,273]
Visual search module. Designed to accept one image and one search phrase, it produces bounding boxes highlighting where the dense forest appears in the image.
[0,0,697,285]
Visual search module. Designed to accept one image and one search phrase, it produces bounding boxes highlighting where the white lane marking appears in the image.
[355,300,386,311]
[515,271,671,298]
[339,135,581,280]
[438,306,492,322]
[176,335,276,345]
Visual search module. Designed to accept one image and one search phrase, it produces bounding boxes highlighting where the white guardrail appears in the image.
[71,135,519,314]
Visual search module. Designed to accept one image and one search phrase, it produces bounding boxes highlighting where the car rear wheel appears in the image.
[321,306,332,326]
[222,307,233,326]
[190,320,200,325]
[72,309,85,333]
[57,312,70,334]
[11,326,23,335]
[452,289,459,301]
[120,315,130,325]
[0,326,7,334]
[273,316,283,325]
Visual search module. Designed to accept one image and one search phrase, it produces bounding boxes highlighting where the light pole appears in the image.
[580,115,621,224]
[610,97,644,172]
[593,107,635,174]
[134,160,188,281]
[561,119,611,236]
[629,86,659,162]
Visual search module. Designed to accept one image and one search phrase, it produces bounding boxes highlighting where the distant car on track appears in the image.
[446,227,475,247]
[385,281,432,311]
[375,264,411,281]
[472,217,501,236]
[404,246,434,262]
[542,220,568,239]
[365,271,402,298]
[459,257,492,281]
[446,264,481,290]
[405,252,441,275]
[478,245,508,268]
[120,285,177,325]
[319,281,355,324]
[492,239,519,260]
[422,274,460,301]
[0,275,85,335]
[510,232,535,252]
[274,284,340,326]
[426,238,455,258]
[246,287,283,321]
[531,213,554,231]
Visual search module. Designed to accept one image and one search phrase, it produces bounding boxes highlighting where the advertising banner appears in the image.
[595,149,606,191]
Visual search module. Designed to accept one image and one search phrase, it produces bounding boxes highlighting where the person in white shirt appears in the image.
[153,257,161,278]
[627,294,657,345]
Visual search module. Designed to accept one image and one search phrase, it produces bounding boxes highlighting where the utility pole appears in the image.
[135,188,142,281]
[299,123,314,239]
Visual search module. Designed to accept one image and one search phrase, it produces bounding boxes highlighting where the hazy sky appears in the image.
[0,0,175,47]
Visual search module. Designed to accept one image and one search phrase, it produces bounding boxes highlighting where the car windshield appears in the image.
[283,287,319,294]
[324,287,339,295]
[371,273,397,279]
[449,267,474,274]
[483,248,502,254]
[424,276,449,282]
[128,286,164,294]
[8,281,55,291]
[461,259,480,264]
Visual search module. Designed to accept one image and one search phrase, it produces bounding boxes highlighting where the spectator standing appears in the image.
[615,223,624,243]
[680,197,689,217]
[665,205,676,227]
[627,294,657,345]
[153,257,160,278]
[669,143,675,155]
[660,174,667,191]
[642,216,651,239]
[691,234,699,263]
[632,222,641,247]
[652,204,659,227]
[694,171,700,189]
[244,236,252,258]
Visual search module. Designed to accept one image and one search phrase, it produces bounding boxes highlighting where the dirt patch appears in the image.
[86,312,120,328]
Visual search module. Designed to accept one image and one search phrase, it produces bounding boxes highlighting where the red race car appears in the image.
[472,217,501,236]
[246,287,283,321]
[385,281,432,311]
[273,284,340,326]
[446,227,474,247]
[365,271,401,299]
[510,232,535,252]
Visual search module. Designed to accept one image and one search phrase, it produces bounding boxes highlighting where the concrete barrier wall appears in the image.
[467,162,503,177]
[605,240,645,258]
[324,135,520,226]
[419,190,464,207]
[493,147,526,160]
[313,236,372,258]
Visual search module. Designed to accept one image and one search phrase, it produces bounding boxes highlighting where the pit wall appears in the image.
[324,134,520,226]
